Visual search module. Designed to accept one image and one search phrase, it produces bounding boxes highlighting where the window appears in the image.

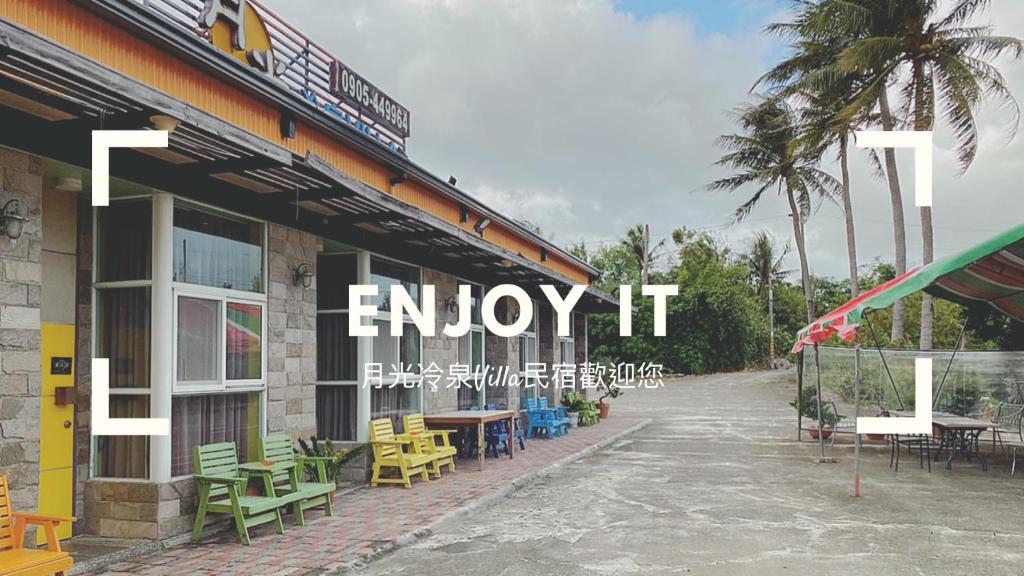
[316,253,358,440]
[94,199,152,479]
[368,257,422,431]
[458,284,485,410]
[173,202,265,393]
[170,392,260,476]
[560,312,576,364]
[173,203,263,292]
[518,299,539,407]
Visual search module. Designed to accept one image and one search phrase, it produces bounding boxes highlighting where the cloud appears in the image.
[262,0,1024,280]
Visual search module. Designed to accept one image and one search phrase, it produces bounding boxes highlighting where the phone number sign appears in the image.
[329,60,411,139]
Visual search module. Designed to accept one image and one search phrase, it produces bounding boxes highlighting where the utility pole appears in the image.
[768,281,775,367]
[641,223,650,285]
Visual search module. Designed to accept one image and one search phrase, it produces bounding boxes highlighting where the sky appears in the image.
[262,0,1024,280]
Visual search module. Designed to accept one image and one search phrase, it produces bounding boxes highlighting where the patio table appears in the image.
[238,460,297,497]
[890,411,994,471]
[423,410,515,471]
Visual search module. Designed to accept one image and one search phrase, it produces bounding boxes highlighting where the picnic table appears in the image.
[424,410,516,471]
[891,411,995,471]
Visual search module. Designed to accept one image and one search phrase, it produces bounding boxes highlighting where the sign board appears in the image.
[330,61,411,139]
[201,0,281,76]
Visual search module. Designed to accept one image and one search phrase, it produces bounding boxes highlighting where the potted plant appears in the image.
[790,387,840,440]
[596,381,622,419]
[561,391,585,424]
[296,437,367,505]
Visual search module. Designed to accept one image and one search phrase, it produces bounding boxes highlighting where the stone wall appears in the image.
[0,148,42,516]
[420,268,458,414]
[266,224,319,439]
[484,297,515,409]
[74,195,93,526]
[83,477,196,540]
[536,301,559,404]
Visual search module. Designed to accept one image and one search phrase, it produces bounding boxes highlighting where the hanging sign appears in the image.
[329,61,411,139]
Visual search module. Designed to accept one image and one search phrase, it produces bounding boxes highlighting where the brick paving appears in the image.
[78,416,646,576]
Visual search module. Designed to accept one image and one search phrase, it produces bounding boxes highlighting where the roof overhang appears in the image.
[0,16,618,312]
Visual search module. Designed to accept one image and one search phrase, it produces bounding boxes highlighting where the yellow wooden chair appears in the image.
[0,475,75,576]
[402,413,458,477]
[368,418,434,488]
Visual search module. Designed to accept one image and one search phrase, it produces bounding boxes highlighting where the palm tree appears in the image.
[622,224,665,285]
[757,29,871,299]
[742,231,791,305]
[834,0,1023,348]
[709,96,842,322]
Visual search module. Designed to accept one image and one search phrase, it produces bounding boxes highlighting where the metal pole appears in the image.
[813,343,826,461]
[797,350,803,441]
[853,337,863,497]
[768,281,776,369]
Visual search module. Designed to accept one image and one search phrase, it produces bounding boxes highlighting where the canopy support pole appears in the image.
[852,336,863,497]
[813,343,827,462]
[932,317,969,410]
[797,350,804,441]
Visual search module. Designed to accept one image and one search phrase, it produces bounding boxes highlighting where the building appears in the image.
[0,0,616,541]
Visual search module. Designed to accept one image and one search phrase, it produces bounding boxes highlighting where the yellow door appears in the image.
[38,187,78,543]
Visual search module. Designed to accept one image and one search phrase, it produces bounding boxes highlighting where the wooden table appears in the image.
[424,410,515,471]
[238,460,297,496]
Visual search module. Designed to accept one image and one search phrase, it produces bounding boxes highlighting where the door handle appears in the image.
[64,420,72,429]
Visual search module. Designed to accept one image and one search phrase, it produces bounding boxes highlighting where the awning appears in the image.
[793,223,1024,352]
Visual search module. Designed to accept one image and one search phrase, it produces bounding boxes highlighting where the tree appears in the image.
[758,23,872,299]
[622,224,664,285]
[740,230,790,306]
[833,0,1023,348]
[709,96,842,323]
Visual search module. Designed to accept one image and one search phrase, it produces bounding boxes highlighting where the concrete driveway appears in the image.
[356,370,1024,575]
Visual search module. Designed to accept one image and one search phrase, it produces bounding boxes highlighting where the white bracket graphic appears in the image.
[91,130,171,436]
[854,130,934,435]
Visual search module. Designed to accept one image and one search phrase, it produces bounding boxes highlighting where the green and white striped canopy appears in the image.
[793,224,1024,352]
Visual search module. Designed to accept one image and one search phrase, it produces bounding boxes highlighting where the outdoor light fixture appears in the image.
[280,111,296,139]
[55,177,83,192]
[473,217,491,235]
[0,199,29,241]
[459,205,470,223]
[389,172,408,186]
[292,262,314,289]
[448,175,457,186]
[499,258,514,268]
[443,295,458,314]
[149,114,180,133]
[540,247,548,262]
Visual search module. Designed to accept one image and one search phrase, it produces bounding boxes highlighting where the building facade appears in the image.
[0,0,615,541]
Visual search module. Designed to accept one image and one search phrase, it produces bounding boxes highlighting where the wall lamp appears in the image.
[149,114,180,133]
[0,199,29,241]
[443,295,458,314]
[293,262,314,289]
[473,217,491,235]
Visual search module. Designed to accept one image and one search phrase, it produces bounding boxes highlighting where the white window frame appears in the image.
[458,282,486,408]
[171,283,267,394]
[518,299,540,403]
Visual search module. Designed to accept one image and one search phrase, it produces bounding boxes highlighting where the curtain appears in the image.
[96,396,149,478]
[173,205,263,292]
[316,385,356,440]
[171,393,256,476]
[317,313,356,381]
[177,297,219,382]
[97,200,151,282]
[98,288,150,389]
[371,386,416,433]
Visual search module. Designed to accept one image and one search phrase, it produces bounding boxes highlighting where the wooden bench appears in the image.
[191,442,286,546]
[369,418,435,488]
[0,475,75,576]
[402,413,457,477]
[257,435,336,526]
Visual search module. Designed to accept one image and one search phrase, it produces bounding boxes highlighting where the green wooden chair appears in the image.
[191,442,285,546]
[257,435,335,526]
[579,400,600,426]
